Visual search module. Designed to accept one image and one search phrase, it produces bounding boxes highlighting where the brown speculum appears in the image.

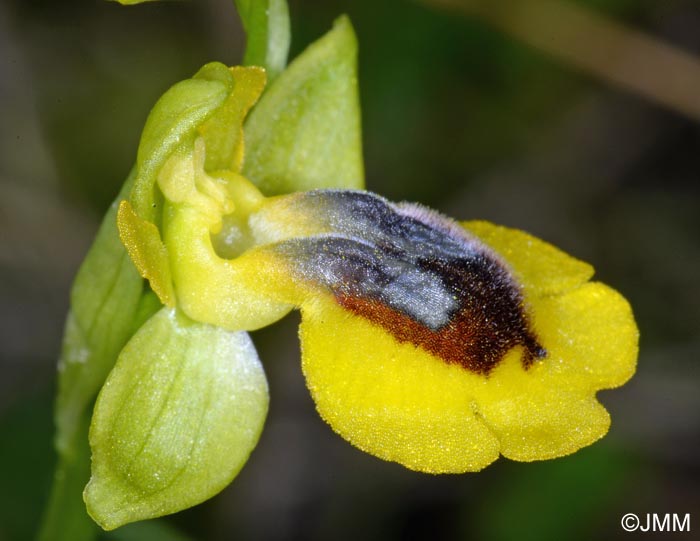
[337,255,546,374]
[271,190,546,374]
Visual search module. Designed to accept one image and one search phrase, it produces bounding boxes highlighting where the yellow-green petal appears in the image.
[197,66,266,173]
[117,200,175,307]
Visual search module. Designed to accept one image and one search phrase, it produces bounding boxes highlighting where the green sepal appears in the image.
[54,170,152,458]
[131,63,235,222]
[243,15,364,194]
[235,0,290,82]
[84,307,269,530]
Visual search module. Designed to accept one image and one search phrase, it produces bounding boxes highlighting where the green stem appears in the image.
[234,0,290,82]
[38,414,97,541]
[38,172,158,540]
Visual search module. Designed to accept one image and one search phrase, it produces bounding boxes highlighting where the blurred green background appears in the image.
[1,0,699,539]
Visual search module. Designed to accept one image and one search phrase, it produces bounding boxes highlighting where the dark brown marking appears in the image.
[337,294,545,375]
[274,190,547,374]
[335,256,546,375]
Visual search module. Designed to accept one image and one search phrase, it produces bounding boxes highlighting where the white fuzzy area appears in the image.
[394,201,485,255]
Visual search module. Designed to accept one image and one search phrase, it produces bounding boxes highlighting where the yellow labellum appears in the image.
[300,294,501,473]
[298,221,638,472]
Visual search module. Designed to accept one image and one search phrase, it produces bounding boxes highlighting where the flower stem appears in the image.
[38,413,97,541]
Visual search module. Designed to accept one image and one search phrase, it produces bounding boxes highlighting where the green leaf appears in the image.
[235,0,291,82]
[84,308,269,530]
[243,15,364,195]
[55,171,149,458]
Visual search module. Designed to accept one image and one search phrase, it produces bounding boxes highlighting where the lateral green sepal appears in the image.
[55,171,148,457]
[84,308,268,530]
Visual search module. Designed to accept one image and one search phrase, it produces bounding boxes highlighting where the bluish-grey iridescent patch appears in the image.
[288,190,484,260]
[268,190,546,374]
[274,236,458,329]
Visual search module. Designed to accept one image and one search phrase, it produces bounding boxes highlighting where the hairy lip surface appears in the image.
[272,190,546,373]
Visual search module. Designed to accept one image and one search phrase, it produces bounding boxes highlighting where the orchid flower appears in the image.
[45,5,638,535]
